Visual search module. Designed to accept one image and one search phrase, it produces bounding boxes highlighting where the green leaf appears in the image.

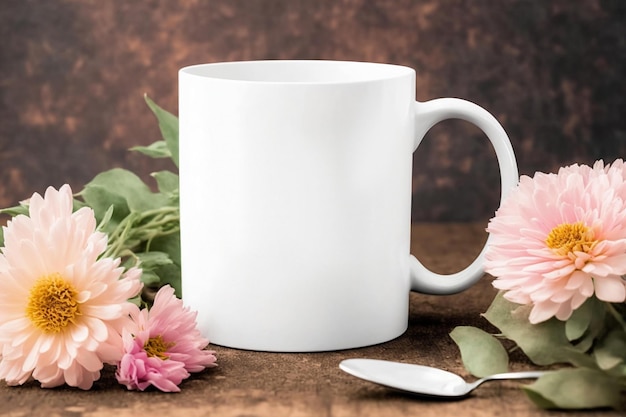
[151,170,179,196]
[152,263,182,298]
[140,270,162,286]
[566,297,595,341]
[81,168,168,214]
[483,292,596,367]
[72,198,87,211]
[450,326,509,377]
[135,251,174,270]
[149,233,181,265]
[523,368,622,410]
[78,183,130,229]
[572,298,606,353]
[130,141,171,159]
[0,204,29,217]
[594,330,626,371]
[144,94,179,167]
[141,234,181,296]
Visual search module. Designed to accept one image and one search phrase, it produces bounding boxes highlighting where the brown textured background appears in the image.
[1,0,625,221]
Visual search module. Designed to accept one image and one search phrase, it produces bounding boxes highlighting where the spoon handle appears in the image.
[472,371,547,389]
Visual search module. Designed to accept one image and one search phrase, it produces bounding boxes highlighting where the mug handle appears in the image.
[409,98,519,295]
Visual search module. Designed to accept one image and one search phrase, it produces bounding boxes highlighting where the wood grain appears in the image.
[0,223,621,416]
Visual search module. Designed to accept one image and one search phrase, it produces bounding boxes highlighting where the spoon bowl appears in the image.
[339,358,546,399]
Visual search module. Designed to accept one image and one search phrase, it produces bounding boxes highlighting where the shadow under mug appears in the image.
[178,60,519,352]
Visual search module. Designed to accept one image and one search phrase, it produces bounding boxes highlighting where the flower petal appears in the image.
[594,276,626,302]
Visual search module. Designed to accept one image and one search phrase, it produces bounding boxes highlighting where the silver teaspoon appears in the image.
[339,358,546,399]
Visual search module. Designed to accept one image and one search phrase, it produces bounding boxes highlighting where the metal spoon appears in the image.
[339,358,546,399]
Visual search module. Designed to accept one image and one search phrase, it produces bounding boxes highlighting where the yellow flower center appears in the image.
[144,335,174,360]
[26,273,80,333]
[545,222,596,256]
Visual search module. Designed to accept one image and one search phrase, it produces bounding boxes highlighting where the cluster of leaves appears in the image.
[451,292,626,410]
[0,95,180,307]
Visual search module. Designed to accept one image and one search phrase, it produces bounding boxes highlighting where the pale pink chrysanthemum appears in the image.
[485,160,626,324]
[116,285,217,392]
[0,185,142,389]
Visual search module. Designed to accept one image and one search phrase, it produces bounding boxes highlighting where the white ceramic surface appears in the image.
[179,60,518,352]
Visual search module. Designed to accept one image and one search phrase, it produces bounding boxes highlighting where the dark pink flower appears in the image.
[116,285,217,392]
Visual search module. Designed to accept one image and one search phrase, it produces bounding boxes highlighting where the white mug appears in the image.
[179,60,518,352]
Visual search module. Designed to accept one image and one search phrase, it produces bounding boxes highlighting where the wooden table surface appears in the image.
[0,223,621,417]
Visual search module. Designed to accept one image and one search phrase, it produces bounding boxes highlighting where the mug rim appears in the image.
[179,60,414,85]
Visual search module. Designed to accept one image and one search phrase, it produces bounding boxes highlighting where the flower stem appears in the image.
[101,206,180,261]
